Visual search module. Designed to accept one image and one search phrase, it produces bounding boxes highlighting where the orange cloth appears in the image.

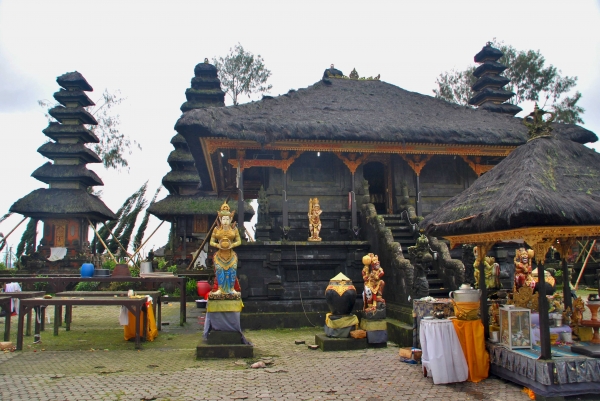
[124,301,158,342]
[451,319,489,383]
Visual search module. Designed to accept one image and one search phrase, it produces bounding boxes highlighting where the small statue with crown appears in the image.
[209,201,242,299]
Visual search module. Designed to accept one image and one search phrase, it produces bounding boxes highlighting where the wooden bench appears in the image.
[17,297,148,350]
[54,291,162,330]
[0,291,45,341]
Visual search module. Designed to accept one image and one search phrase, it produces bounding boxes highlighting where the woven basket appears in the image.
[452,300,480,320]
[350,329,367,339]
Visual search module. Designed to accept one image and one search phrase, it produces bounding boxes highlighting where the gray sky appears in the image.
[1,0,599,257]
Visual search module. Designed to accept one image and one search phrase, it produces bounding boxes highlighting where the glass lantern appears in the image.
[499,306,531,350]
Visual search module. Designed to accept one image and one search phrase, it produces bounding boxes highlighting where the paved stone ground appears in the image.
[0,302,567,401]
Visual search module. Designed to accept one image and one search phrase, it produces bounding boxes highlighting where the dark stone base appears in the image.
[386,320,413,347]
[205,330,243,345]
[241,311,327,329]
[196,342,254,359]
[314,333,367,352]
[362,304,386,320]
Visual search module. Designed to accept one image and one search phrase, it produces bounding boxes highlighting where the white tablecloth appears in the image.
[420,319,468,384]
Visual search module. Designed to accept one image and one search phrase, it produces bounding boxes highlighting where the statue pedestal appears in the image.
[360,304,388,346]
[197,299,253,359]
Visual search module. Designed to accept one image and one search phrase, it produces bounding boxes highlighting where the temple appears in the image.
[10,72,116,270]
[172,52,595,327]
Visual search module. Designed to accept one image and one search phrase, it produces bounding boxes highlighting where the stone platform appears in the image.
[314,333,367,351]
[197,330,253,359]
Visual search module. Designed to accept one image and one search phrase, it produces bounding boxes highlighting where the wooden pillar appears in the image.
[282,171,289,229]
[556,238,575,314]
[415,175,421,217]
[351,172,357,231]
[530,239,555,360]
[182,218,186,261]
[476,242,494,340]
[237,168,244,232]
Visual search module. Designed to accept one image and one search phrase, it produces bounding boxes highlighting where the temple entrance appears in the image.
[363,162,387,214]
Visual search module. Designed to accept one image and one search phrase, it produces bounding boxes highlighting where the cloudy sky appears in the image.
[1,0,599,258]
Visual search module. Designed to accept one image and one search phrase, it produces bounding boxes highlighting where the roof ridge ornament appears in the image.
[523,103,555,141]
[325,66,380,81]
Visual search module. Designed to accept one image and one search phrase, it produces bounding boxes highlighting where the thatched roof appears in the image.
[421,136,600,237]
[57,71,93,91]
[10,188,117,222]
[37,142,102,163]
[49,106,97,125]
[167,149,195,164]
[176,77,596,146]
[43,122,99,144]
[32,162,104,186]
[148,195,254,220]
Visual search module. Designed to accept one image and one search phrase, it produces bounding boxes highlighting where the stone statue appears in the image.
[473,250,500,290]
[362,253,385,311]
[514,247,535,290]
[209,202,242,298]
[308,198,322,241]
[257,185,269,226]
[409,235,433,299]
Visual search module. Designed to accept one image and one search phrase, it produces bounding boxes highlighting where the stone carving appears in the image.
[308,198,322,241]
[409,235,433,299]
[209,202,242,299]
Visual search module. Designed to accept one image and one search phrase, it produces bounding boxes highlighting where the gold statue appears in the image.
[362,253,385,311]
[308,198,322,241]
[514,247,535,290]
[473,248,500,289]
[209,202,242,298]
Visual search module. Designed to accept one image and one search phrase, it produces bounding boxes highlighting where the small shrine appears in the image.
[10,72,116,271]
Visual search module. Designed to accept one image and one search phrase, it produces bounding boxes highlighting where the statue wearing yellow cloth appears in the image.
[209,202,242,298]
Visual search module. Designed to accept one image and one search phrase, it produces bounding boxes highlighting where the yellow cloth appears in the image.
[451,319,489,383]
[452,301,480,320]
[359,319,387,331]
[325,313,358,329]
[206,299,244,313]
[124,301,158,342]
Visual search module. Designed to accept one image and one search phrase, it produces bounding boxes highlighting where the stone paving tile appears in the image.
[0,303,542,400]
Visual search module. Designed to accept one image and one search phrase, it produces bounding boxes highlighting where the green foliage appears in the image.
[157,287,167,296]
[33,275,49,291]
[75,281,100,291]
[186,279,198,296]
[38,90,141,170]
[102,259,117,270]
[433,39,584,124]
[167,265,178,274]
[213,43,272,106]
[172,287,180,298]
[129,265,140,278]
[16,218,38,261]
[155,257,167,270]
[133,186,162,252]
[107,182,148,254]
[0,262,7,270]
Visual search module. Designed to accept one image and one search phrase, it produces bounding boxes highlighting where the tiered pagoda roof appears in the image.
[180,59,226,112]
[10,72,116,222]
[468,44,522,116]
[149,60,253,220]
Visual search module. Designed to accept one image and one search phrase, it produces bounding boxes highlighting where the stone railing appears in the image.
[360,203,413,307]
[428,236,465,291]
